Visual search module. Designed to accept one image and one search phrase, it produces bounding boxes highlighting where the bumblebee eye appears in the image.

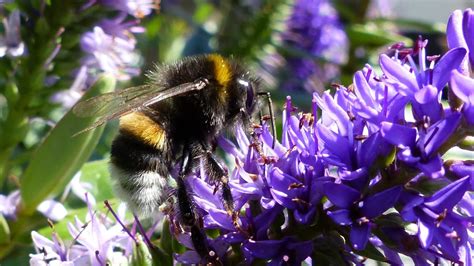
[238,78,254,111]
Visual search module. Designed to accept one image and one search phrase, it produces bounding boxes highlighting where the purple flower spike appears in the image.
[281,0,348,90]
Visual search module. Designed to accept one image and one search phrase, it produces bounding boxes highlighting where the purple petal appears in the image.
[379,54,418,94]
[315,92,350,136]
[450,70,473,102]
[464,8,474,67]
[350,223,370,250]
[416,155,445,179]
[317,125,353,167]
[353,71,377,110]
[447,10,468,49]
[423,112,461,155]
[414,85,438,104]
[269,168,302,209]
[418,218,434,248]
[294,207,317,225]
[243,239,286,259]
[358,132,392,168]
[217,136,244,159]
[207,208,235,231]
[397,148,420,164]
[433,229,459,261]
[424,175,470,213]
[327,209,352,225]
[432,47,467,90]
[450,70,474,124]
[323,183,360,208]
[380,122,416,147]
[174,251,202,264]
[361,186,402,218]
[287,240,313,262]
[36,199,67,221]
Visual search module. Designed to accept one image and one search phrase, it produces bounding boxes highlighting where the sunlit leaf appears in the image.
[20,75,116,214]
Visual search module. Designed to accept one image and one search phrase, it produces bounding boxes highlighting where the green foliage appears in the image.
[20,75,115,214]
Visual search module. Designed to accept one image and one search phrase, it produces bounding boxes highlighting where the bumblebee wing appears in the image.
[73,79,208,133]
[73,84,156,118]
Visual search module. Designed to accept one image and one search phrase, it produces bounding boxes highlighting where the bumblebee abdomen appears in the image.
[111,117,171,217]
[119,112,167,150]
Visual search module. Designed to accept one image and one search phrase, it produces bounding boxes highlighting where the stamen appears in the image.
[104,200,137,244]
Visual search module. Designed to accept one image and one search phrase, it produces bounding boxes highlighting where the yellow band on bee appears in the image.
[208,54,232,98]
[119,112,166,149]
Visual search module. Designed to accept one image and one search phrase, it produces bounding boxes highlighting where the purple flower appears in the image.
[67,199,132,266]
[0,10,25,57]
[51,66,89,108]
[400,176,473,263]
[447,8,474,74]
[381,113,462,179]
[30,231,88,265]
[97,14,145,39]
[174,232,229,265]
[80,26,140,81]
[281,0,348,90]
[242,237,313,265]
[379,38,466,122]
[0,190,67,221]
[325,184,402,250]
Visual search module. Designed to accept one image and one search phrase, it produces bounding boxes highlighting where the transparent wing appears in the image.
[73,84,156,118]
[73,79,208,133]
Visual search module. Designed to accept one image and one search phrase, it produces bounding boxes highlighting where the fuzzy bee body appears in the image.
[74,54,259,261]
[107,54,258,218]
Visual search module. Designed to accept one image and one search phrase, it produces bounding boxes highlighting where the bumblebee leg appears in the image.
[200,147,239,227]
[175,145,215,261]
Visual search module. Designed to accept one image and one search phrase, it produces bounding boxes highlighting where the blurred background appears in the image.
[0,0,472,264]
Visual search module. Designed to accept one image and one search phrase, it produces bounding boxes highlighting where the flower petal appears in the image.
[380,122,416,147]
[361,186,402,218]
[432,47,467,90]
[323,183,360,208]
[379,54,418,94]
[418,218,434,248]
[350,223,370,250]
[327,209,352,225]
[424,175,470,213]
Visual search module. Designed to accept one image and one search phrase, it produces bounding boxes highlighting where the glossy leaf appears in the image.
[80,159,115,202]
[20,75,116,214]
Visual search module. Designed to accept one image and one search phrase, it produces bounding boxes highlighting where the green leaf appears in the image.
[347,24,413,47]
[20,75,116,214]
[0,214,10,245]
[80,159,114,202]
[159,218,173,255]
[132,238,154,266]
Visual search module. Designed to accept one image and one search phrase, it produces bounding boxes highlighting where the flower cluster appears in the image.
[176,9,474,265]
[52,1,157,107]
[29,194,138,266]
[280,0,348,91]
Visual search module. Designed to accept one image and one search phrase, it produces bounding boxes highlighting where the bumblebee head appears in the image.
[206,54,259,124]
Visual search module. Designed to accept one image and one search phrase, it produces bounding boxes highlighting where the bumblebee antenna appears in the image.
[257,92,277,149]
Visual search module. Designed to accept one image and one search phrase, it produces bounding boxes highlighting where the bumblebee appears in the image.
[73,54,261,262]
